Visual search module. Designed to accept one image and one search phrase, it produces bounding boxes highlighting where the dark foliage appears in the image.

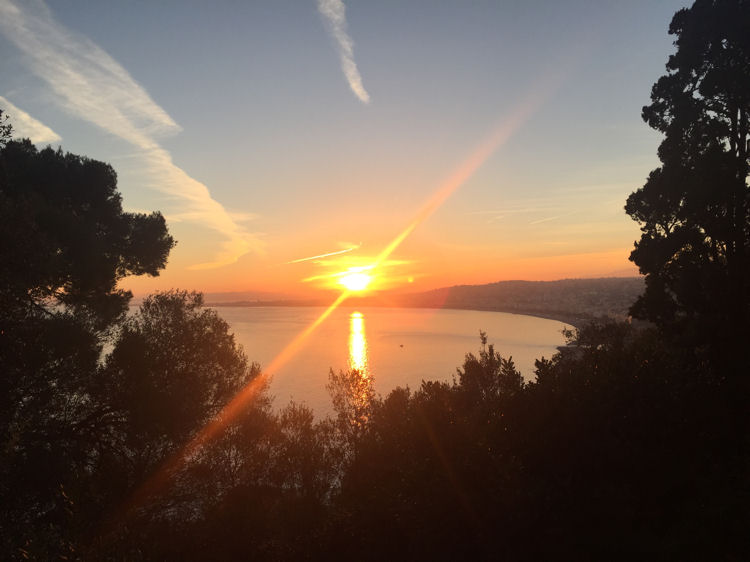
[0,109,11,146]
[625,0,750,368]
[320,325,748,561]
[0,135,175,559]
[0,139,175,329]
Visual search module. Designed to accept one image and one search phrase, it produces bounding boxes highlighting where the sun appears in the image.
[339,272,372,292]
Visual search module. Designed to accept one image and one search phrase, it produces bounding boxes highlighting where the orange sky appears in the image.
[123,91,642,300]
[3,1,674,302]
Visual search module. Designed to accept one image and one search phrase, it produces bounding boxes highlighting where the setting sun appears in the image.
[339,272,372,292]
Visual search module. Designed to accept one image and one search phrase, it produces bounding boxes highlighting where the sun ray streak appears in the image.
[371,92,548,272]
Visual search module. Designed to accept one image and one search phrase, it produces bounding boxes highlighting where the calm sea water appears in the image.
[214,306,568,417]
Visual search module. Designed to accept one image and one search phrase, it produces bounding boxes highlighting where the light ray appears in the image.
[370,91,548,273]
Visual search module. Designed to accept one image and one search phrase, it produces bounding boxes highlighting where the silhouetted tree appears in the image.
[327,367,375,452]
[625,0,750,364]
[521,321,742,559]
[185,402,340,560]
[0,134,175,559]
[329,335,530,561]
[0,139,174,329]
[91,291,276,558]
[102,291,260,480]
[0,109,11,146]
[457,330,523,403]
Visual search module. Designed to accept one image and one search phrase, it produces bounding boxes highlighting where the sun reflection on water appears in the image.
[348,311,369,373]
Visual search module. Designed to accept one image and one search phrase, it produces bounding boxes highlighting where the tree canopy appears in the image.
[0,129,177,558]
[0,139,175,328]
[625,0,750,361]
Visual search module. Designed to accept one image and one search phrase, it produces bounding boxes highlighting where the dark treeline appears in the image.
[2,1,749,559]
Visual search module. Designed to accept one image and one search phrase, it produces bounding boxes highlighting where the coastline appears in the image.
[206,300,590,329]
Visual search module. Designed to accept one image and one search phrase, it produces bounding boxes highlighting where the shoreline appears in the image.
[206,300,590,329]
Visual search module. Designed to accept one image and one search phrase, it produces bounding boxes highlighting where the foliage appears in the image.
[625,0,750,361]
[326,367,375,450]
[457,330,523,402]
[0,109,11,146]
[103,291,259,472]
[328,324,748,560]
[0,139,175,329]
[0,129,176,559]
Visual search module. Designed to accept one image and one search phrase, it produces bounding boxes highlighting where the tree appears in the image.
[0,132,176,559]
[0,139,175,329]
[327,367,375,451]
[0,109,11,146]
[103,291,260,479]
[625,0,750,362]
[456,330,523,403]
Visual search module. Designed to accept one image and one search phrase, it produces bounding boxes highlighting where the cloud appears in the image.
[0,0,261,268]
[0,95,61,143]
[317,0,370,104]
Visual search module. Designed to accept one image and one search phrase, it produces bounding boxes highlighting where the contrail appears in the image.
[286,244,360,264]
[317,0,370,104]
[0,0,261,268]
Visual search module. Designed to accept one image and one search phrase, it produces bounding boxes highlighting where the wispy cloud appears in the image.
[317,0,370,104]
[528,215,561,225]
[0,95,61,143]
[0,0,261,268]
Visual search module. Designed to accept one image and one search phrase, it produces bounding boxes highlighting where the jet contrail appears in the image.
[317,0,370,104]
[286,244,360,264]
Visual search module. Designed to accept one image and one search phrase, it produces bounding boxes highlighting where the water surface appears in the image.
[216,306,568,416]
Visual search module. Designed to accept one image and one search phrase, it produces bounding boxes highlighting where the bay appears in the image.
[215,306,569,417]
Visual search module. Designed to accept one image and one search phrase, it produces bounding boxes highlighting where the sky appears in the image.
[0,0,688,299]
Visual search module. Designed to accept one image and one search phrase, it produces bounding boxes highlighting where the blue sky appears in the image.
[0,0,687,296]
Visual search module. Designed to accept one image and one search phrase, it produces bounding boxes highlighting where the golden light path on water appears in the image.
[115,69,568,525]
[348,311,368,373]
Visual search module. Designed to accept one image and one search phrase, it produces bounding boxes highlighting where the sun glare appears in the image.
[339,272,372,291]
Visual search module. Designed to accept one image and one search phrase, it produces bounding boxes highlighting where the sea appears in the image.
[214,306,569,417]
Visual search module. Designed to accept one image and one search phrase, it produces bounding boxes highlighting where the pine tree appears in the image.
[626,0,750,365]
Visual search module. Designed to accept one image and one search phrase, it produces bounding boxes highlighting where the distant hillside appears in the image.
[208,277,645,328]
[352,277,645,327]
